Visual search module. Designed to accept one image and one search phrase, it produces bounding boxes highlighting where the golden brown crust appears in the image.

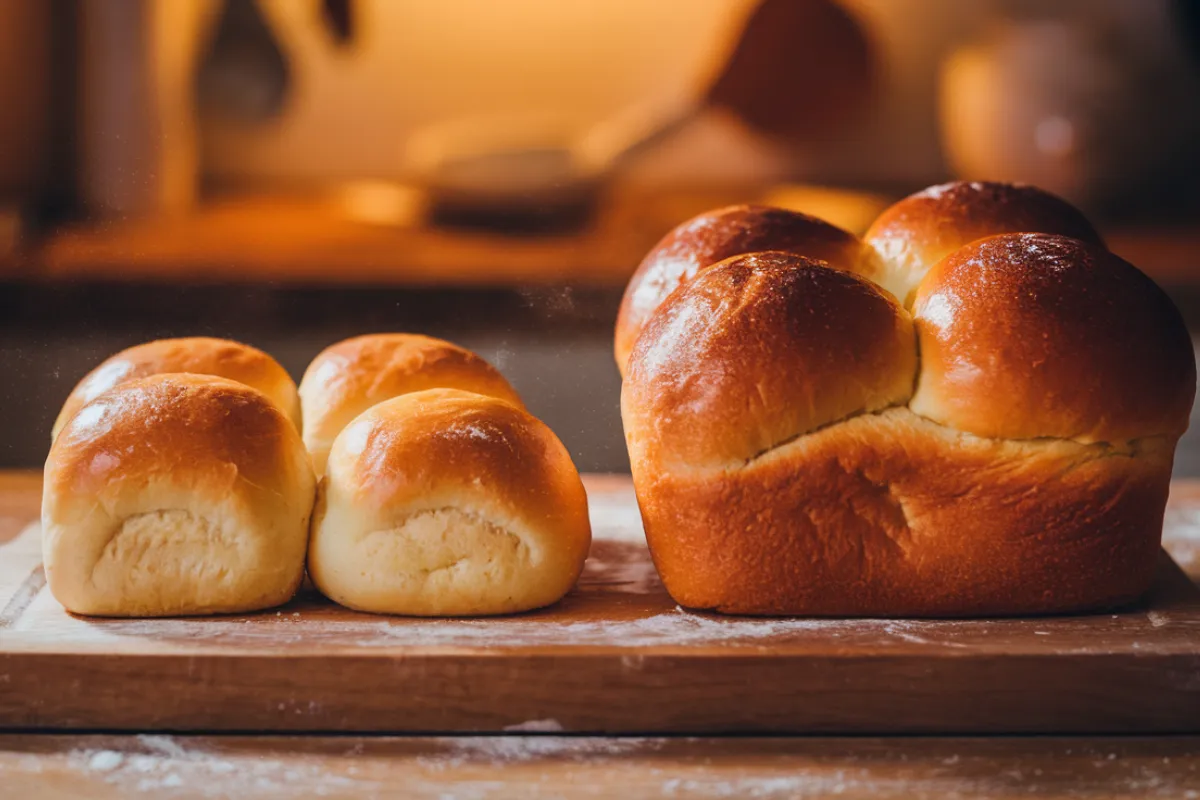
[864,181,1103,304]
[299,334,523,476]
[309,388,591,616]
[48,374,294,498]
[614,205,872,374]
[52,337,301,440]
[334,390,567,516]
[636,408,1171,616]
[620,183,1193,616]
[623,252,915,469]
[911,234,1196,443]
[42,374,315,617]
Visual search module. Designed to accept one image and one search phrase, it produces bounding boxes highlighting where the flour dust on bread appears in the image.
[51,337,301,441]
[299,334,523,476]
[619,181,1195,616]
[42,374,316,617]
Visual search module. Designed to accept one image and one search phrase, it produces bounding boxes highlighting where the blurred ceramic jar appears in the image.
[939,0,1200,213]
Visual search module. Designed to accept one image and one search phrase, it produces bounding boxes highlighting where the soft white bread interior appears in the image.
[42,374,316,617]
[308,388,590,616]
[52,337,301,441]
[299,334,523,476]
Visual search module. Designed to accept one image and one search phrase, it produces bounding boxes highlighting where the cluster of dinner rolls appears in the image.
[301,335,590,616]
[618,181,1196,616]
[299,334,524,477]
[44,340,312,617]
[43,335,589,617]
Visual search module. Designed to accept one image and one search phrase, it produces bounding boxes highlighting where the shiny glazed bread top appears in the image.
[621,182,1195,473]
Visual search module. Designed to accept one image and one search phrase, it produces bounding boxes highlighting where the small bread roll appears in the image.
[614,204,875,374]
[299,334,523,476]
[52,337,301,441]
[309,388,590,616]
[42,374,316,617]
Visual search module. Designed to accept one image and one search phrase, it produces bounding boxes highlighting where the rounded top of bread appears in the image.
[621,181,1195,468]
[53,337,300,441]
[299,333,523,476]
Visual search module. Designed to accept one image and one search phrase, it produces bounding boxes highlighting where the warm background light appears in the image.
[206,0,757,183]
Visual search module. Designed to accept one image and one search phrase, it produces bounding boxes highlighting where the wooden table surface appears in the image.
[4,470,1200,797]
[4,475,1200,736]
[4,734,1199,799]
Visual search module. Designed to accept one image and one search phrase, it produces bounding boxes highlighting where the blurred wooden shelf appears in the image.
[19,185,890,288]
[27,187,754,288]
[1108,228,1200,286]
[12,186,1200,288]
[33,195,640,288]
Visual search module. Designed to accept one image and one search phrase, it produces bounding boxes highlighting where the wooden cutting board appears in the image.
[2,472,1199,735]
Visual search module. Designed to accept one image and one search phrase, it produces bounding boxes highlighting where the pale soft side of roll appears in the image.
[309,388,590,616]
[42,374,316,617]
[299,334,524,476]
[52,337,302,441]
[620,181,1196,616]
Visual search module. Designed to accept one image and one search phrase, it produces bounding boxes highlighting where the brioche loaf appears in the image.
[43,374,316,616]
[299,334,523,476]
[52,337,301,440]
[308,388,590,616]
[619,181,1195,616]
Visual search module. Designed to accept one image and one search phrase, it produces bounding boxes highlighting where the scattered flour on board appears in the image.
[417,736,661,771]
[658,763,1193,799]
[68,736,358,797]
[502,719,564,733]
[46,736,1200,797]
[47,605,975,649]
[359,607,979,648]
[663,775,849,798]
[87,751,123,772]
[67,736,666,795]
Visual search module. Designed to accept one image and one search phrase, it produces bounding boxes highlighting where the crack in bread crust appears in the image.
[635,408,1173,616]
[620,184,1192,616]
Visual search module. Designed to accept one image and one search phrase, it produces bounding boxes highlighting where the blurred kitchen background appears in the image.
[2,0,1200,472]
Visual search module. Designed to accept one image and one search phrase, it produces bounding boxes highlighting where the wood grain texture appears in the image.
[4,734,1200,799]
[1,473,1200,734]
